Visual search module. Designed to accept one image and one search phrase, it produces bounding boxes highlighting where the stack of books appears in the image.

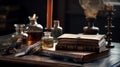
[56,33,107,53]
[39,33,109,63]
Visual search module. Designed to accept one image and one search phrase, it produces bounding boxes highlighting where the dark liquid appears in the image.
[27,32,43,46]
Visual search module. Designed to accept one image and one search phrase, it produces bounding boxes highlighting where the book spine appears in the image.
[58,39,99,46]
[58,38,106,46]
[56,41,107,53]
[56,44,100,52]
[58,38,99,43]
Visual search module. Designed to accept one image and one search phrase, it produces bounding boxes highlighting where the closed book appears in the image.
[56,34,107,52]
[58,38,106,47]
[39,49,109,63]
[58,33,105,46]
[58,34,105,41]
[56,39,107,53]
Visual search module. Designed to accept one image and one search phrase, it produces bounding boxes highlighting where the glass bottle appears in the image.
[0,24,28,55]
[26,14,43,46]
[42,32,54,49]
[11,24,28,47]
[51,20,63,42]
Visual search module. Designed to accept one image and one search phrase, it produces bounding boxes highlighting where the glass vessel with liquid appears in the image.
[11,24,28,46]
[51,20,63,42]
[26,14,43,46]
[42,32,54,49]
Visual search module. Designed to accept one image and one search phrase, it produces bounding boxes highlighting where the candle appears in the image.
[46,0,53,30]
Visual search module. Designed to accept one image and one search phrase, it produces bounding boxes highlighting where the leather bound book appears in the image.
[56,33,107,52]
[39,49,109,63]
[56,43,107,53]
[58,33,105,46]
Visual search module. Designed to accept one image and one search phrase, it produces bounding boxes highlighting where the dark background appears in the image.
[0,0,120,42]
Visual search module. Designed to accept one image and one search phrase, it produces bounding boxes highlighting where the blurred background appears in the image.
[0,0,120,42]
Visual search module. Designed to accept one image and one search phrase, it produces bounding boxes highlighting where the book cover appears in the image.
[56,40,107,53]
[58,33,105,41]
[39,49,109,63]
[58,37,106,46]
[58,33,105,45]
[56,34,107,52]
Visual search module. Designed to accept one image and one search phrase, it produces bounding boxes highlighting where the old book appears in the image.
[58,37,106,47]
[56,33,106,52]
[39,49,109,63]
[58,33,105,45]
[56,43,107,53]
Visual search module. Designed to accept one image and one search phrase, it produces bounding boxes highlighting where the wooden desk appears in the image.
[0,35,120,67]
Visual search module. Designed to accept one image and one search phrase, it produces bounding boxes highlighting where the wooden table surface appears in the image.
[0,34,120,67]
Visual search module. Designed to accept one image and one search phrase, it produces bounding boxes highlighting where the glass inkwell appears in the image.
[51,20,63,42]
[79,0,104,34]
[11,24,28,45]
[41,32,54,49]
[25,14,43,46]
[3,24,28,55]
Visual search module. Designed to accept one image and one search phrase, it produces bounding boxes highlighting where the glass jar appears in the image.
[42,32,54,49]
[51,20,63,42]
[26,14,43,46]
[11,24,28,47]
